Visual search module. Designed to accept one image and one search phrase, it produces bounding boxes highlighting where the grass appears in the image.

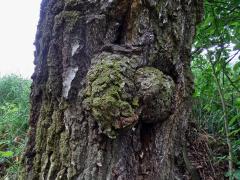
[0,74,31,178]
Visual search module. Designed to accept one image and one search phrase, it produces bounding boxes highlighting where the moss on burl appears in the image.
[83,52,175,138]
[135,67,175,123]
[83,53,139,138]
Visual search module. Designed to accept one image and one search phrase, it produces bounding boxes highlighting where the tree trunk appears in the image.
[21,0,203,179]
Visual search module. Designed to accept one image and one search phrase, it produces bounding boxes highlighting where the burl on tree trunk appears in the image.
[21,0,203,179]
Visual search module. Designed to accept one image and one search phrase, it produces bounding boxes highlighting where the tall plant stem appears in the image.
[209,55,234,179]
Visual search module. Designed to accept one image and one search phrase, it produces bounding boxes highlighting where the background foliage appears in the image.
[192,0,240,178]
[0,75,31,178]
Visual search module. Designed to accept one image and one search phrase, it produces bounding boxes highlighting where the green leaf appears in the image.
[229,128,240,137]
[233,61,240,72]
[236,98,240,108]
[233,169,240,180]
[229,114,240,126]
[0,151,14,158]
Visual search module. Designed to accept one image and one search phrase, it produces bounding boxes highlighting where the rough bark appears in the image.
[21,0,203,179]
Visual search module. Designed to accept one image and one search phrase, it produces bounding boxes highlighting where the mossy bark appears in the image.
[21,0,203,179]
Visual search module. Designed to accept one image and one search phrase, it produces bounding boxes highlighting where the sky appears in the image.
[0,0,41,78]
[0,1,238,79]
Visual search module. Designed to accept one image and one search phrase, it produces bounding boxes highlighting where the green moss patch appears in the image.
[83,53,139,138]
[83,52,175,138]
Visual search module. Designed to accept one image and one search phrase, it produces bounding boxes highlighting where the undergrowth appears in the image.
[0,75,31,178]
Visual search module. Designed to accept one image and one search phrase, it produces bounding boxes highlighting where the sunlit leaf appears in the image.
[0,151,14,158]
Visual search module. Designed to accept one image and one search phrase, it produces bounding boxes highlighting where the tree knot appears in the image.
[83,52,175,138]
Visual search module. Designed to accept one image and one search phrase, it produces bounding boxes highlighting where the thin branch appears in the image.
[225,50,240,65]
[208,50,234,179]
